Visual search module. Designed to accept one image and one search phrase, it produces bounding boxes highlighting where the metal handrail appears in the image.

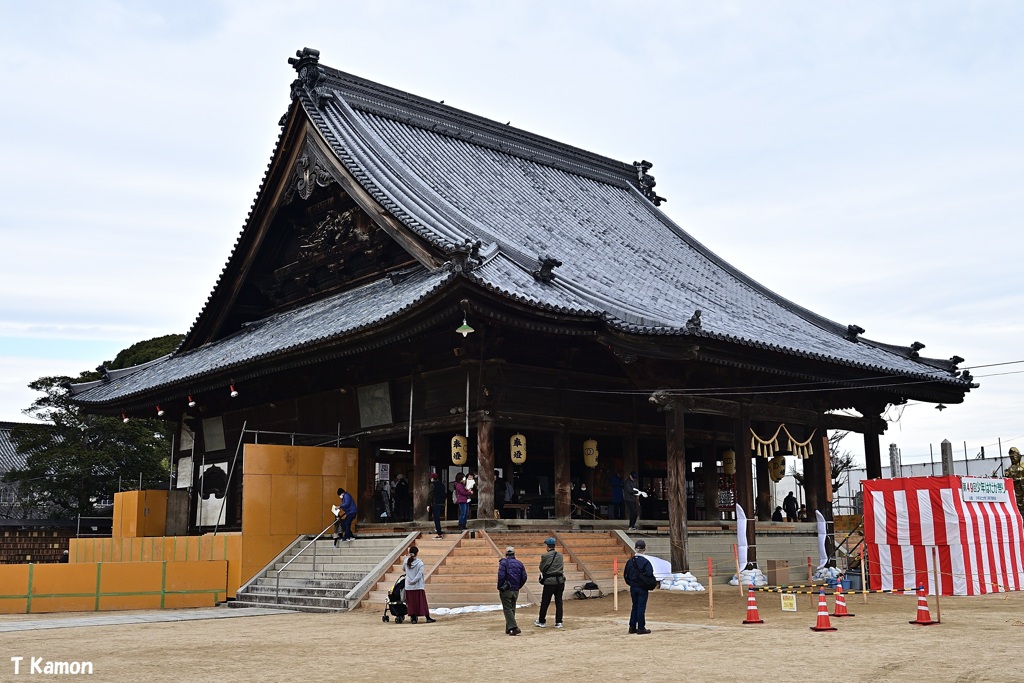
[275,521,336,603]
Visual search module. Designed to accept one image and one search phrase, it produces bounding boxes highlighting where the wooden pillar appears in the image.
[477,418,494,520]
[803,449,818,519]
[554,431,571,519]
[858,403,885,480]
[864,430,883,480]
[755,454,771,521]
[702,444,719,522]
[666,405,689,573]
[734,411,756,565]
[412,433,429,521]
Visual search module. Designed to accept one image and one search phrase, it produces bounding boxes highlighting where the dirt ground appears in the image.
[1,588,1019,682]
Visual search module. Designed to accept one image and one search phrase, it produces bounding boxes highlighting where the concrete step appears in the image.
[233,591,350,610]
[274,566,378,580]
[244,585,354,598]
[252,578,357,591]
[229,598,345,614]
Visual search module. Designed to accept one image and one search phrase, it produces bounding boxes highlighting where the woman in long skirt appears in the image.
[403,546,435,624]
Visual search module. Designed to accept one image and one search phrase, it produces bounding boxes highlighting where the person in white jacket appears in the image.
[403,546,436,624]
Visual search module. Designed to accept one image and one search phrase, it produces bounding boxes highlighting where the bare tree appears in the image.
[788,431,857,494]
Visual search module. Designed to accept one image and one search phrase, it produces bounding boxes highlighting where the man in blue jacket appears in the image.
[333,487,358,546]
[497,546,528,635]
[623,539,655,634]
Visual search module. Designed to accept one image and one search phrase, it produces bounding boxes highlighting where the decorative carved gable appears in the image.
[232,178,418,322]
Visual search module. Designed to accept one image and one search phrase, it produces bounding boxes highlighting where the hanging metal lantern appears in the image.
[451,434,467,466]
[722,449,736,475]
[583,438,599,468]
[769,454,786,482]
[510,433,526,465]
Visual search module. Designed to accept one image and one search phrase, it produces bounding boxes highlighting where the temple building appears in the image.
[70,48,974,573]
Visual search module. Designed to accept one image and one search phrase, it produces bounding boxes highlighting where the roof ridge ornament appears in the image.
[686,309,702,333]
[288,47,335,109]
[531,255,562,283]
[633,160,666,206]
[909,341,926,358]
[845,324,865,342]
[447,239,482,274]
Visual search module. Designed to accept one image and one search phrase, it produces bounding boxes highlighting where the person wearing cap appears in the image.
[534,537,566,629]
[623,539,655,634]
[497,546,528,635]
[429,472,447,539]
[624,472,648,531]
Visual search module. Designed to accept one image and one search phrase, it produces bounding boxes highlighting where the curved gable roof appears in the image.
[75,48,973,407]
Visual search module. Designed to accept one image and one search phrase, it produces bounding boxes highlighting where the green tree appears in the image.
[2,335,182,517]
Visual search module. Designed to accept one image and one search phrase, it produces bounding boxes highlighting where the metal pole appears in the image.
[169,430,176,491]
[964,441,970,476]
[408,377,414,445]
[999,437,1005,476]
[186,438,195,534]
[929,444,935,476]
[199,450,207,528]
[214,420,247,536]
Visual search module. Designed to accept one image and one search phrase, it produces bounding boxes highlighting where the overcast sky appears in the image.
[1,1,1021,467]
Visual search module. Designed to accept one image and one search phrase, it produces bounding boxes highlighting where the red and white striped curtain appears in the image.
[863,476,1024,596]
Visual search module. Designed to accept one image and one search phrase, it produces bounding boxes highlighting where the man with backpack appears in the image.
[623,539,656,634]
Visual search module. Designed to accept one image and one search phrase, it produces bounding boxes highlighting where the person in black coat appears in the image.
[623,539,655,634]
[429,472,447,539]
[783,491,799,522]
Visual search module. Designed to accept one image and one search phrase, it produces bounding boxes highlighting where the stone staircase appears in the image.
[231,534,411,613]
[363,532,528,610]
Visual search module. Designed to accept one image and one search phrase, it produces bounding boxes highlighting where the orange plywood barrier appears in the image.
[0,561,228,614]
[113,490,170,538]
[0,565,31,613]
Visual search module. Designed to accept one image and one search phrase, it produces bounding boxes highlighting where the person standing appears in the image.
[429,472,446,539]
[403,546,436,624]
[494,469,506,519]
[333,487,358,545]
[534,537,566,629]
[624,472,647,531]
[394,473,410,521]
[783,491,798,522]
[610,471,624,520]
[497,546,528,635]
[454,472,472,531]
[623,538,655,634]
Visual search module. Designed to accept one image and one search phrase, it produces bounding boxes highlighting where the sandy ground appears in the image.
[1,588,1019,682]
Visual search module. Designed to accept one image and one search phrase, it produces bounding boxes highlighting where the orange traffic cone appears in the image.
[830,584,855,617]
[810,589,837,632]
[742,588,764,624]
[909,586,939,625]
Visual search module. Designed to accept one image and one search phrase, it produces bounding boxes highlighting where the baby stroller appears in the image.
[381,573,407,623]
